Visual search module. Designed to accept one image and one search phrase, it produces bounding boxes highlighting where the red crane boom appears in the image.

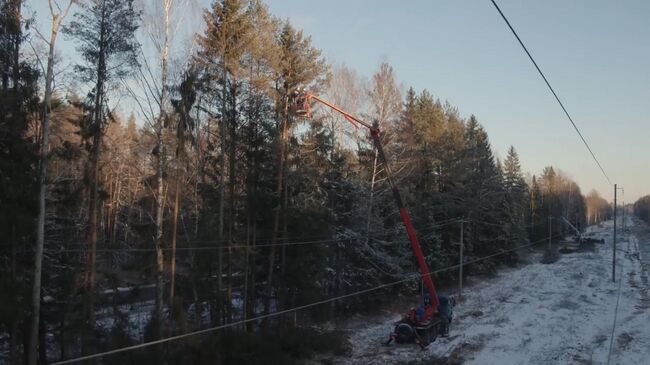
[293,90,440,311]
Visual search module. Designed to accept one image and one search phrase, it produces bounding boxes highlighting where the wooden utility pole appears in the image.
[548,216,553,252]
[612,184,617,283]
[622,201,626,233]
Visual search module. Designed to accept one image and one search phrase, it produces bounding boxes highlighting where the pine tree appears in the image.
[64,0,140,353]
[196,0,255,323]
[263,21,326,325]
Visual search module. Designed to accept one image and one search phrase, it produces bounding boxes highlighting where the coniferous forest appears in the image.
[0,1,617,364]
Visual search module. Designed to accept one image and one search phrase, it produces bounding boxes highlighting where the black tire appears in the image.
[394,322,416,343]
[416,323,438,347]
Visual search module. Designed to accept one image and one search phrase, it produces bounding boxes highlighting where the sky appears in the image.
[29,0,650,202]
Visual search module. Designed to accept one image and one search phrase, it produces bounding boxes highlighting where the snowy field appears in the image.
[326,218,650,365]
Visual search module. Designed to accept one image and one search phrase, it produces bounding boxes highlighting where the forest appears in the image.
[0,0,615,364]
[634,195,650,224]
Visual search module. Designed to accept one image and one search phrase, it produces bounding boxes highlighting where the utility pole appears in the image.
[548,216,553,252]
[622,200,630,253]
[613,184,618,283]
[458,220,464,301]
[623,201,626,233]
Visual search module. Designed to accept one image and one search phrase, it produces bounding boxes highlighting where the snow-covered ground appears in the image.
[328,218,650,365]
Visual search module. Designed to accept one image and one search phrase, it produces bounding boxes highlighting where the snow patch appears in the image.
[329,218,650,365]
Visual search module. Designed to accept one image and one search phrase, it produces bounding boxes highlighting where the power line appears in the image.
[50,233,560,365]
[7,219,467,255]
[489,0,612,186]
[10,218,555,256]
[471,219,547,229]
[73,217,467,247]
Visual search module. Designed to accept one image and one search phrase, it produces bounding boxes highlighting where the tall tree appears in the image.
[264,21,326,324]
[64,0,140,354]
[168,68,197,331]
[196,0,255,323]
[463,116,506,268]
[365,61,401,240]
[586,190,611,225]
[139,0,196,342]
[369,61,401,130]
[502,146,528,245]
[324,63,365,147]
[28,2,76,364]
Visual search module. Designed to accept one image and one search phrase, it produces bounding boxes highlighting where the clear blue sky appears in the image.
[263,0,649,203]
[30,0,649,202]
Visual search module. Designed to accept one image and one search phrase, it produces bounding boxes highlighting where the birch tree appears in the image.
[365,61,401,239]
[133,0,199,340]
[28,2,76,363]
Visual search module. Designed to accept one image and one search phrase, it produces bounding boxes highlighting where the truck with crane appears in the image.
[291,89,453,348]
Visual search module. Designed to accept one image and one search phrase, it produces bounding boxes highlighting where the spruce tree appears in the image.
[64,0,140,352]
[263,20,326,324]
[503,146,529,246]
[463,116,506,269]
[196,0,255,323]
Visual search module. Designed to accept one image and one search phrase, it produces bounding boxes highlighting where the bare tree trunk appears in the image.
[264,94,289,327]
[245,119,259,332]
[191,98,203,331]
[217,67,227,324]
[279,176,288,330]
[169,156,182,334]
[248,220,257,331]
[111,169,123,246]
[38,316,47,364]
[10,225,17,365]
[243,214,250,329]
[154,0,172,347]
[8,5,20,360]
[226,83,237,324]
[154,83,166,362]
[83,4,108,357]
[83,91,103,358]
[365,149,378,243]
[29,3,74,362]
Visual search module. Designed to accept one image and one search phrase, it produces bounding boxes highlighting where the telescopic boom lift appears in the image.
[292,90,449,346]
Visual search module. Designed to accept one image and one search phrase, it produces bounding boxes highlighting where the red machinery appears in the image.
[292,89,448,347]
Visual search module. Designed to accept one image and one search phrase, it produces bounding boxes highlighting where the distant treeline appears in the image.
[634,195,650,224]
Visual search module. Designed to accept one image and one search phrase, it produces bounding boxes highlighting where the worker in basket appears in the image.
[410,293,435,324]
[409,293,454,334]
[437,294,454,337]
[409,293,455,328]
